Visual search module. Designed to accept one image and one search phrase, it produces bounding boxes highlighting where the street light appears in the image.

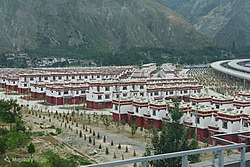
[118,79,121,122]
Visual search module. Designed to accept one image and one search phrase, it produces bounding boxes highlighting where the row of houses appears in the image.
[1,64,197,107]
[111,91,250,151]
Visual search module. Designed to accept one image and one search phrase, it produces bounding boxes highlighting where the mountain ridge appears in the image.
[160,0,250,51]
[0,0,210,54]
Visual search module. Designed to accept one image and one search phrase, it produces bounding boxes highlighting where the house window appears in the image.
[72,76,75,79]
[39,77,41,81]
[85,76,88,79]
[97,86,100,92]
[243,122,248,128]
[59,76,62,80]
[170,91,173,94]
[140,85,144,89]
[196,117,200,124]
[132,85,135,90]
[115,105,118,110]
[216,105,220,109]
[123,93,127,97]
[53,76,56,80]
[155,92,159,96]
[140,93,144,96]
[222,121,228,129]
[24,83,27,87]
[64,91,69,95]
[184,90,188,94]
[58,92,61,95]
[105,94,110,99]
[97,76,100,78]
[105,87,110,91]
[30,77,34,81]
[116,94,119,98]
[215,117,219,121]
[136,107,139,113]
[41,88,43,91]
[98,95,102,100]
[123,86,127,90]
[153,110,156,116]
[81,90,85,94]
[45,77,48,80]
[75,91,79,94]
[66,76,69,80]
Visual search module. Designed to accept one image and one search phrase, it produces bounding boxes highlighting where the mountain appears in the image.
[160,0,250,51]
[0,0,210,54]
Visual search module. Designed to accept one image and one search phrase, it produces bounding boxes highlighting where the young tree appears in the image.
[79,131,82,138]
[120,120,126,130]
[27,143,35,158]
[87,114,91,124]
[140,126,143,134]
[203,137,209,147]
[116,122,121,133]
[151,100,200,167]
[125,146,128,153]
[102,115,111,129]
[118,143,121,149]
[0,138,6,155]
[105,147,109,155]
[130,121,138,138]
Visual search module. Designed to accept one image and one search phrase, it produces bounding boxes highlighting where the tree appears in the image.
[151,100,200,167]
[27,143,35,158]
[118,143,121,149]
[130,120,138,138]
[105,147,109,154]
[203,137,209,147]
[1,112,16,129]
[102,115,111,129]
[79,131,82,138]
[116,122,121,133]
[0,137,6,155]
[120,120,126,130]
[125,146,128,153]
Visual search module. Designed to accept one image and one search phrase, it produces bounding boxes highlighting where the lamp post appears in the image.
[118,79,121,122]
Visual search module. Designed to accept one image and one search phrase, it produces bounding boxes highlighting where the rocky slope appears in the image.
[0,0,210,53]
[160,0,250,51]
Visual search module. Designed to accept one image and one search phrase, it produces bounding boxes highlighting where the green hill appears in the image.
[0,0,210,54]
